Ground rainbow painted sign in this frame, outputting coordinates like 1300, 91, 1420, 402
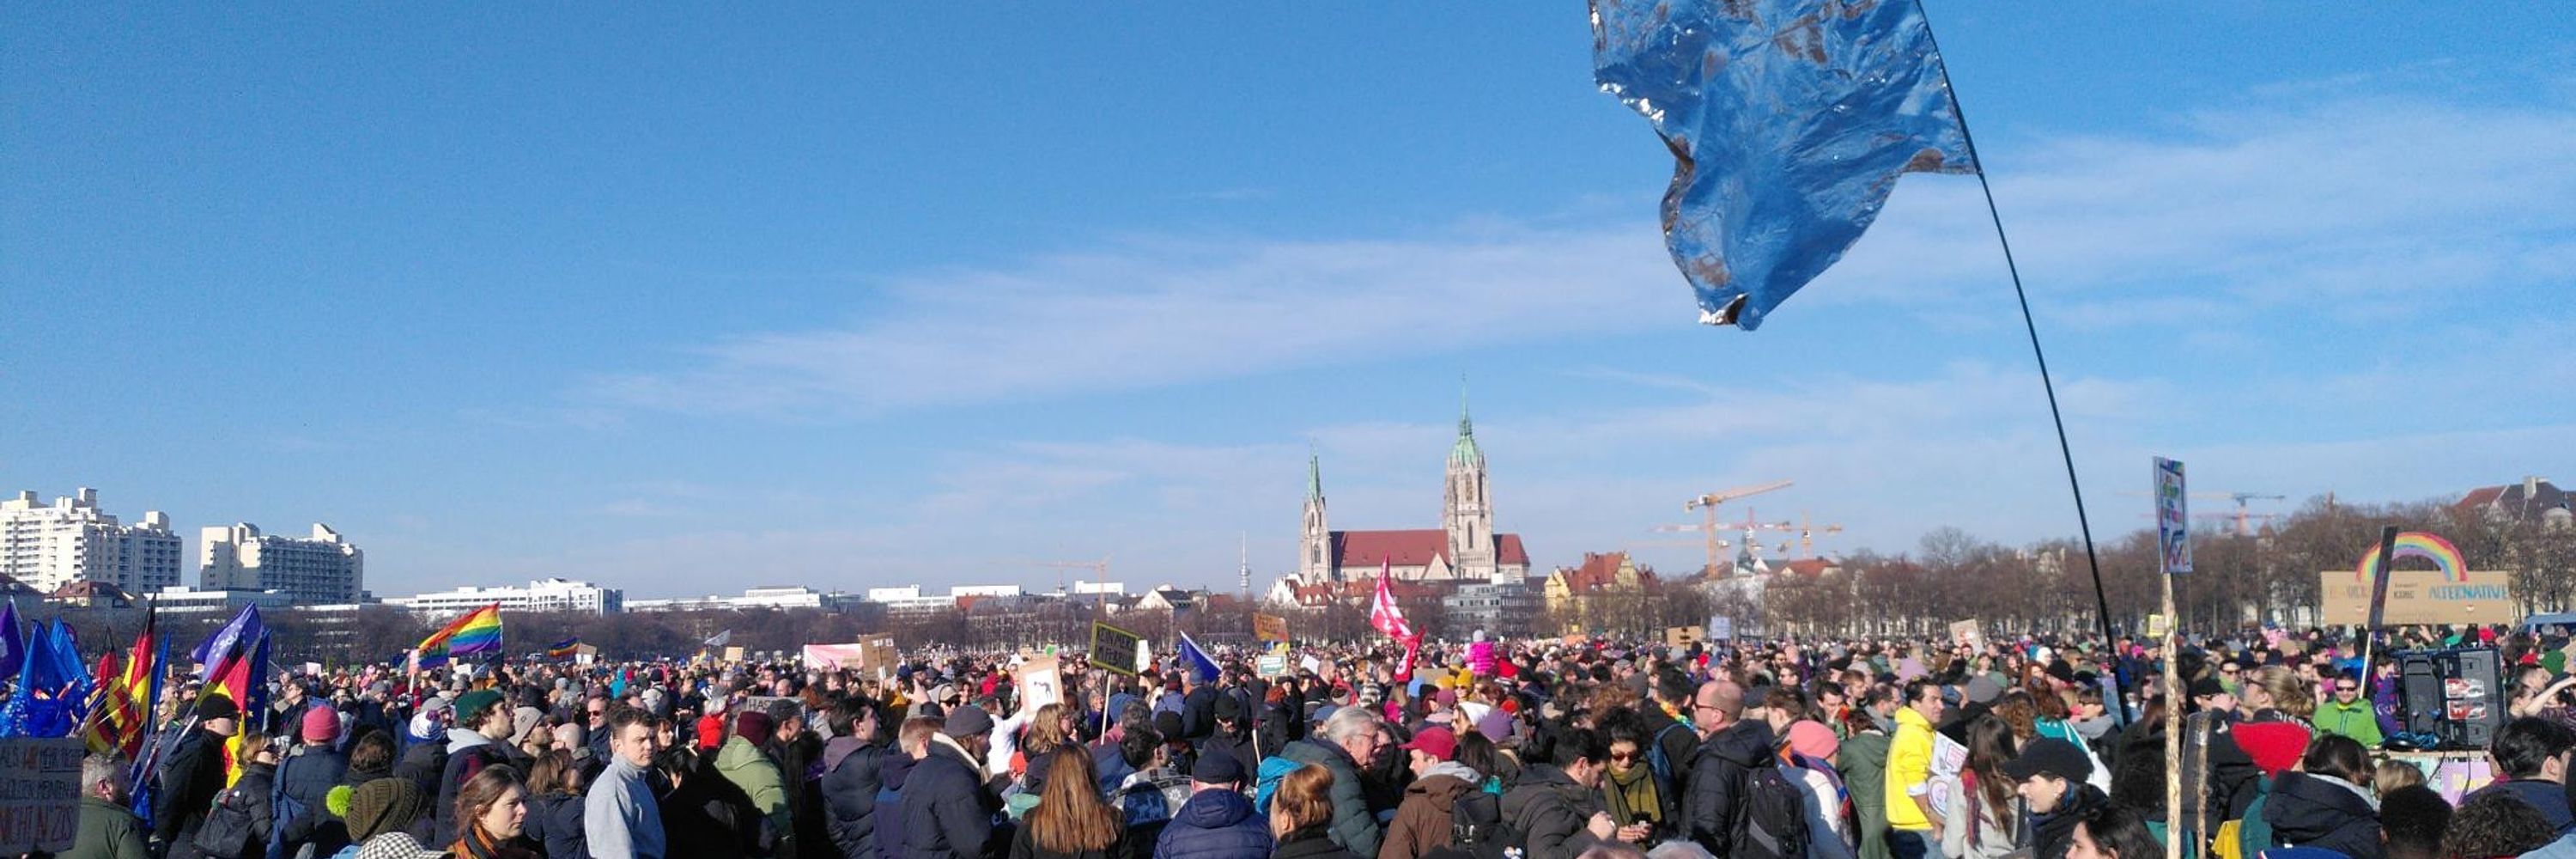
2321, 532, 2512, 625
2353, 532, 2470, 582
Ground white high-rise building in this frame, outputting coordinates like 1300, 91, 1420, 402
386, 578, 623, 616
199, 523, 366, 604
0, 488, 184, 594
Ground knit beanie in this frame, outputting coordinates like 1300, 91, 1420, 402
301, 705, 341, 744
345, 778, 427, 842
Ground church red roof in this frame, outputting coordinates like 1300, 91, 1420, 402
1330, 529, 1529, 569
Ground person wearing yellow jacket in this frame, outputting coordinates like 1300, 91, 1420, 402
1882, 680, 1947, 859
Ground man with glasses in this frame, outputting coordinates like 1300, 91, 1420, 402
2313, 671, 2384, 746
1280, 704, 1392, 857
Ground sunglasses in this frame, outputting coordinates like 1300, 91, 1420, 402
1608, 751, 1638, 761
2336, 686, 2359, 692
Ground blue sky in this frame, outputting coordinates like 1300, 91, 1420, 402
6, 5, 2572, 600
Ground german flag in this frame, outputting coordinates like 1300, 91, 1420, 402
204, 632, 268, 787
80, 609, 161, 758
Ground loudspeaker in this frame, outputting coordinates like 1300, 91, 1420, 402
2396, 648, 2505, 751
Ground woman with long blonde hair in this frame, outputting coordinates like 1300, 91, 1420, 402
1009, 746, 1129, 859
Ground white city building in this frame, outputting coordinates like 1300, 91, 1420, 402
624, 586, 861, 613
386, 577, 623, 616
199, 523, 365, 604
1, 489, 183, 594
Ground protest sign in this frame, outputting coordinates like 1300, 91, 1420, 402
1949, 619, 1985, 650
1015, 655, 1065, 711
2320, 569, 2515, 625
1255, 654, 1290, 678
1254, 613, 1290, 644
1091, 622, 1145, 677
0, 738, 82, 855
1707, 616, 1735, 641
1665, 625, 1703, 646
802, 643, 870, 669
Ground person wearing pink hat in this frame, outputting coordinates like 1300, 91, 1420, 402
274, 704, 352, 857
1778, 719, 1855, 855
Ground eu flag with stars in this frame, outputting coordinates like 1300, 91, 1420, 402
1593, 0, 1977, 331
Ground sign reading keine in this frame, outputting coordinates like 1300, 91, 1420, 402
2318, 569, 2515, 626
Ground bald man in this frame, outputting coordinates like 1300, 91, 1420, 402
1685, 679, 1776, 857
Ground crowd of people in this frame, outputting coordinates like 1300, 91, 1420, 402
46, 624, 2576, 859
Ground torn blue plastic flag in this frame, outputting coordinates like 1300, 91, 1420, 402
1592, 0, 1977, 330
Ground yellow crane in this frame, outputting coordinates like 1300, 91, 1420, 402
1675, 480, 1791, 576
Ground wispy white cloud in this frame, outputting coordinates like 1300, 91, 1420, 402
586, 228, 1679, 418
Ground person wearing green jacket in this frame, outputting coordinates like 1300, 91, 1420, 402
1836, 702, 1896, 859
2314, 673, 2384, 748
68, 754, 149, 859
717, 710, 799, 859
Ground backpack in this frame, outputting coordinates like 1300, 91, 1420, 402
2228, 777, 2278, 859
1449, 787, 1522, 859
1727, 760, 1813, 859
1254, 755, 1301, 813
1648, 722, 1692, 789
266, 754, 313, 859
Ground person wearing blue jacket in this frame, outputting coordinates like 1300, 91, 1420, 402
1153, 752, 1272, 859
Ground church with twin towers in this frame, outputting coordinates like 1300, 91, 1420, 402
1295, 399, 1532, 587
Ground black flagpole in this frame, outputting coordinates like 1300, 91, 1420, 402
1917, 2, 2126, 728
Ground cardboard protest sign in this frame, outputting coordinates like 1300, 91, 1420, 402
0, 738, 82, 855
1254, 613, 1290, 644
1949, 619, 1985, 650
2319, 570, 2514, 626
1015, 655, 1065, 711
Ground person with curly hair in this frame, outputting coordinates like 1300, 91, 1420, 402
2441, 790, 2558, 859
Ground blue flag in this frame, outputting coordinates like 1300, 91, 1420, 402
1593, 0, 1976, 330
191, 604, 264, 678
0, 598, 20, 685
1177, 631, 1220, 684
0, 619, 89, 738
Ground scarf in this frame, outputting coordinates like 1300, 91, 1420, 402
1601, 762, 1662, 825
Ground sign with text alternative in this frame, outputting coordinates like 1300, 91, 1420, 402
1254, 613, 1290, 644
2320, 570, 2516, 626
1091, 622, 1145, 677
1949, 619, 1985, 650
1707, 615, 1735, 641
1014, 655, 1064, 712
0, 738, 82, 855
2154, 456, 2191, 574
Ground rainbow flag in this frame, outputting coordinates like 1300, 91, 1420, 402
544, 637, 580, 659
416, 603, 502, 667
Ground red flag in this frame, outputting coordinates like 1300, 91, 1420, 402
1369, 557, 1414, 640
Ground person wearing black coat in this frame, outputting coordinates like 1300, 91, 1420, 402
155, 696, 241, 859
1273, 825, 1362, 859
191, 757, 276, 859
2264, 771, 2383, 859
657, 751, 765, 859
821, 702, 888, 859
1500, 731, 1614, 859
271, 736, 350, 858
521, 789, 589, 859
1683, 710, 1777, 857
901, 732, 1002, 859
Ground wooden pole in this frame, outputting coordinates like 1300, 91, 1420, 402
2163, 575, 2183, 859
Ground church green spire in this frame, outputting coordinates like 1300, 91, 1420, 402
1449, 382, 1484, 466
1306, 450, 1322, 501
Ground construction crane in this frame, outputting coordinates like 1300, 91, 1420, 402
1680, 480, 1791, 577
1794, 511, 1845, 559
1034, 556, 1113, 617
2118, 490, 2286, 538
